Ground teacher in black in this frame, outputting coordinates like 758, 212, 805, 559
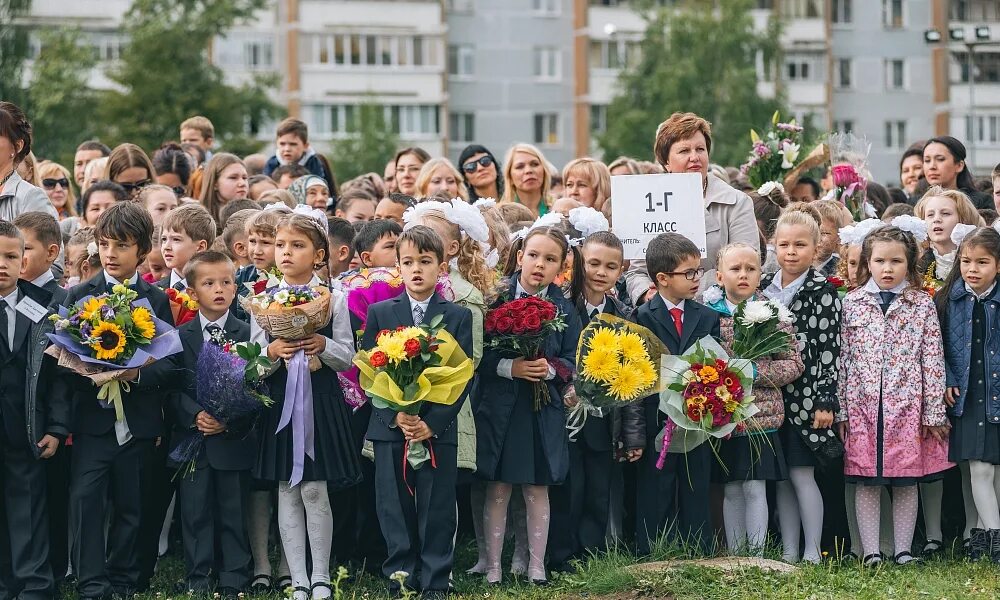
624, 112, 758, 303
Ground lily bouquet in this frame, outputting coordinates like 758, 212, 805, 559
353, 315, 473, 487
47, 280, 182, 421
740, 111, 804, 189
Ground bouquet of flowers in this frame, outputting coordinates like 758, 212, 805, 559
165, 287, 198, 326
655, 337, 757, 469
353, 314, 473, 483
730, 298, 795, 362
827, 275, 849, 299
169, 338, 274, 478
242, 281, 332, 486
576, 314, 666, 410
244, 267, 282, 297
829, 132, 873, 221
484, 295, 568, 410
47, 281, 182, 421
740, 111, 804, 189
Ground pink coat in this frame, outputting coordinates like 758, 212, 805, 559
837, 287, 952, 479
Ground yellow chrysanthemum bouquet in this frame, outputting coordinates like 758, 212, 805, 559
47, 281, 182, 421
575, 314, 668, 410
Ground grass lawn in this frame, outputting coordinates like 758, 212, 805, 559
122, 540, 1000, 600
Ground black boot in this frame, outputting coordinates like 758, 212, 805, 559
968, 528, 988, 561
989, 529, 1000, 564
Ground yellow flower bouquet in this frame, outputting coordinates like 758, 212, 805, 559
575, 314, 667, 410
46, 281, 182, 421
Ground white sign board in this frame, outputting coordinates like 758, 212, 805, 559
610, 173, 708, 260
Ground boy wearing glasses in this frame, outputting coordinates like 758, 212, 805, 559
633, 232, 719, 556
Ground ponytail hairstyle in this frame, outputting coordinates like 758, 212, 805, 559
411, 207, 496, 301
276, 212, 330, 276
855, 225, 921, 291
505, 223, 583, 305
105, 143, 156, 183
935, 226, 1000, 329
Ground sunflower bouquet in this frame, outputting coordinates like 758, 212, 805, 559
576, 314, 666, 411
354, 314, 474, 474
46, 281, 182, 422
654, 337, 758, 469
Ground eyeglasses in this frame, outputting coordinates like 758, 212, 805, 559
42, 178, 69, 190
462, 155, 494, 173
171, 186, 186, 198
664, 268, 705, 281
120, 179, 151, 193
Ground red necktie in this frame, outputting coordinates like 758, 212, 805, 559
669, 307, 683, 337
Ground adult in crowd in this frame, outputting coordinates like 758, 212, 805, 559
199, 153, 249, 232
244, 153, 267, 176
922, 136, 992, 209
0, 101, 59, 221
458, 144, 504, 201
73, 140, 111, 188
899, 143, 924, 202
106, 143, 157, 200
624, 112, 758, 303
789, 177, 821, 203
152, 143, 193, 198
609, 156, 641, 177
562, 158, 611, 212
394, 147, 430, 197
383, 159, 398, 194
416, 157, 468, 201
499, 143, 551, 217
38, 161, 78, 221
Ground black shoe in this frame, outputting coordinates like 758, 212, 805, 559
530, 578, 549, 587
275, 576, 293, 593
250, 574, 272, 594
969, 528, 988, 561
110, 585, 136, 600
894, 551, 921, 565
861, 553, 882, 567
988, 529, 1000, 564
310, 581, 332, 599
921, 539, 943, 557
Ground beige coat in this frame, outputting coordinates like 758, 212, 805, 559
624, 174, 758, 303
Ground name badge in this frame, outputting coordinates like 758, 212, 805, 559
16, 296, 48, 323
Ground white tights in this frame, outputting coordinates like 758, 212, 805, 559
920, 463, 980, 543
845, 483, 894, 556
855, 485, 919, 561
249, 490, 289, 580
776, 467, 824, 563
968, 461, 1000, 530
278, 482, 333, 600
483, 483, 549, 583
723, 481, 768, 553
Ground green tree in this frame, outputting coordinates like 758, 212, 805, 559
99, 0, 280, 152
0, 0, 32, 105
28, 28, 98, 166
597, 0, 785, 167
329, 100, 399, 185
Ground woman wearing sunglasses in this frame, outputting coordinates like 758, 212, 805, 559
105, 142, 157, 200
458, 144, 504, 202
38, 161, 78, 221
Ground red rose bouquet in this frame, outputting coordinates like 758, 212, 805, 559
484, 296, 567, 410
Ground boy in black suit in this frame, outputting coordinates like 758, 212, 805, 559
549, 231, 645, 570
64, 202, 177, 600
12, 211, 70, 584
0, 219, 70, 600
634, 233, 720, 556
169, 251, 254, 597
361, 226, 473, 599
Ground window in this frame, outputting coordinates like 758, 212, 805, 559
449, 112, 475, 143
955, 52, 1000, 83
832, 120, 854, 133
532, 0, 560, 15
306, 104, 440, 139
447, 44, 474, 77
589, 39, 639, 70
882, 0, 903, 28
590, 104, 608, 134
832, 0, 852, 23
534, 113, 560, 145
786, 59, 809, 80
965, 114, 1000, 148
834, 58, 852, 88
884, 120, 906, 149
782, 0, 821, 18
951, 0, 968, 20
301, 33, 439, 69
534, 47, 561, 81
885, 59, 905, 89
92, 32, 125, 62
784, 53, 825, 82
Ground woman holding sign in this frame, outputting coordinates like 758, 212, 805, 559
623, 112, 758, 304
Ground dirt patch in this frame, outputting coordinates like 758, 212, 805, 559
626, 556, 798, 575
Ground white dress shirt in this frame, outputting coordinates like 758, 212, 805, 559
763, 270, 809, 307
862, 277, 909, 298
406, 294, 431, 324
200, 311, 230, 342
31, 270, 55, 289
966, 281, 997, 301
169, 270, 187, 291
584, 298, 607, 318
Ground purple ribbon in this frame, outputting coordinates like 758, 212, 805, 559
276, 350, 315, 487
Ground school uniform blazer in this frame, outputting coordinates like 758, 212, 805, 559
168, 313, 257, 471
635, 294, 721, 444
5, 280, 72, 453
362, 292, 474, 446
39, 278, 68, 308
574, 295, 645, 453
475, 276, 583, 482
64, 272, 177, 439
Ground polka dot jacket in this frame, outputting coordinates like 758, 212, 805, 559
761, 268, 844, 464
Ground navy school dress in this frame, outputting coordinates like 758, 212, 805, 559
474, 275, 582, 486
254, 298, 363, 489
